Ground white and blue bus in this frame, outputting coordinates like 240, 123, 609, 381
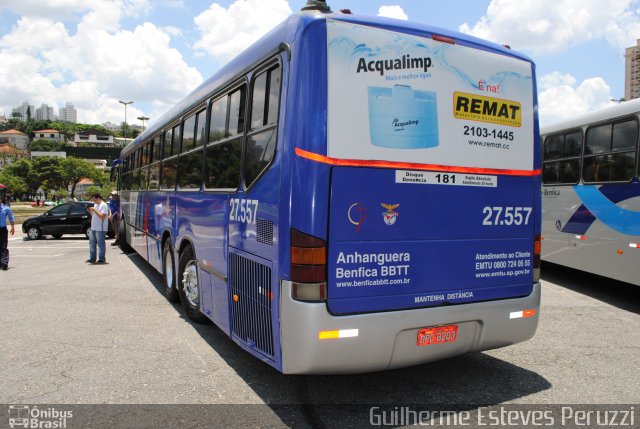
541, 99, 640, 286
113, 1, 541, 374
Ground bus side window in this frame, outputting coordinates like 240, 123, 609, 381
178, 109, 205, 190
163, 129, 173, 158
229, 87, 246, 136
583, 119, 637, 183
244, 64, 280, 188
160, 158, 177, 190
205, 90, 243, 190
182, 114, 196, 153
542, 131, 581, 185
209, 97, 226, 142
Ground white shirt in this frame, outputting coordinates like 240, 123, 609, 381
91, 201, 110, 231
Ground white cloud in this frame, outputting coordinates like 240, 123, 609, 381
0, 0, 149, 22
538, 72, 614, 127
193, 0, 292, 64
377, 5, 408, 20
459, 0, 640, 54
0, 2, 201, 124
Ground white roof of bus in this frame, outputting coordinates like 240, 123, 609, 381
541, 98, 640, 136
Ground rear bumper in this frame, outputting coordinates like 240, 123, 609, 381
280, 281, 540, 374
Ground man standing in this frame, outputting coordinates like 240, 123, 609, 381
0, 196, 15, 271
86, 193, 109, 264
108, 190, 121, 246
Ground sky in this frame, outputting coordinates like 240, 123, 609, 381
0, 0, 639, 129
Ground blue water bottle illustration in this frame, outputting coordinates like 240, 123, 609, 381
368, 84, 439, 149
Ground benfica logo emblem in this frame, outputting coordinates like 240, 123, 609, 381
381, 203, 399, 226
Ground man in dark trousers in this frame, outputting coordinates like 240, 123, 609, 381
0, 196, 15, 271
108, 190, 121, 246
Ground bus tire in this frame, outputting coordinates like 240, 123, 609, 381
178, 246, 207, 323
162, 242, 179, 303
118, 221, 133, 252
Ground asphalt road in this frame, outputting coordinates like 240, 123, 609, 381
0, 227, 638, 428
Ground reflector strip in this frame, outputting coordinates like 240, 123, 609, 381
318, 329, 359, 340
576, 235, 587, 240
432, 34, 456, 44
295, 148, 541, 177
630, 243, 639, 248
510, 309, 536, 319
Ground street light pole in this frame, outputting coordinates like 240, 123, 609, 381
137, 116, 150, 132
118, 100, 133, 143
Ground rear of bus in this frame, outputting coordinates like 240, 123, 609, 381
279, 13, 541, 374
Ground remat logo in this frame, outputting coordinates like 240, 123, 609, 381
453, 92, 521, 127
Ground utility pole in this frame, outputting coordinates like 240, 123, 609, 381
118, 100, 133, 143
137, 116, 149, 132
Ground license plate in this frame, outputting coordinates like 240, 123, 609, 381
417, 324, 458, 346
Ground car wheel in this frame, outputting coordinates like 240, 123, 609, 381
178, 246, 207, 323
26, 226, 42, 240
84, 225, 92, 239
52, 234, 63, 239
162, 241, 180, 303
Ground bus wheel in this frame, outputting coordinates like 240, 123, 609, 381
178, 247, 207, 323
118, 221, 132, 252
162, 242, 179, 303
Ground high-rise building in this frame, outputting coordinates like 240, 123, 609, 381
625, 39, 640, 101
36, 103, 56, 121
59, 102, 77, 123
11, 101, 35, 121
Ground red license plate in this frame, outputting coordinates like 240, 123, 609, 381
417, 325, 458, 346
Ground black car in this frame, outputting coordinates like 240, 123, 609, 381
22, 201, 115, 240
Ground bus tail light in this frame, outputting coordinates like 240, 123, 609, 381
291, 229, 327, 302
533, 234, 541, 282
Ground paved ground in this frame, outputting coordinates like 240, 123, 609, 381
0, 227, 638, 427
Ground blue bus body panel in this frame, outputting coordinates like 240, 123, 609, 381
327, 167, 535, 314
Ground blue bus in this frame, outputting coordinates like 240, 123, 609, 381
541, 98, 640, 286
113, 1, 541, 374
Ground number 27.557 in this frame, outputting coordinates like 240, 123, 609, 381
482, 206, 532, 226
229, 199, 259, 224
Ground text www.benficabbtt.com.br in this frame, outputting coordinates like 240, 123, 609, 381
336, 278, 411, 287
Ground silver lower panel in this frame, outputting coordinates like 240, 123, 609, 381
280, 282, 540, 374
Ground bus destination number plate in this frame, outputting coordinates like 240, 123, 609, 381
417, 325, 458, 346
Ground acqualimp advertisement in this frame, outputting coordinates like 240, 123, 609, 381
326, 19, 535, 172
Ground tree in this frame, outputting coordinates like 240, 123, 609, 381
51, 187, 70, 202
32, 157, 66, 192
0, 170, 28, 198
29, 138, 62, 152
2, 158, 39, 196
79, 185, 104, 201
61, 157, 102, 198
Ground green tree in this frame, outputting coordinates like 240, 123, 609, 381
32, 157, 66, 192
29, 138, 62, 151
61, 157, 102, 198
51, 187, 70, 202
0, 170, 28, 197
2, 158, 39, 196
79, 185, 104, 201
